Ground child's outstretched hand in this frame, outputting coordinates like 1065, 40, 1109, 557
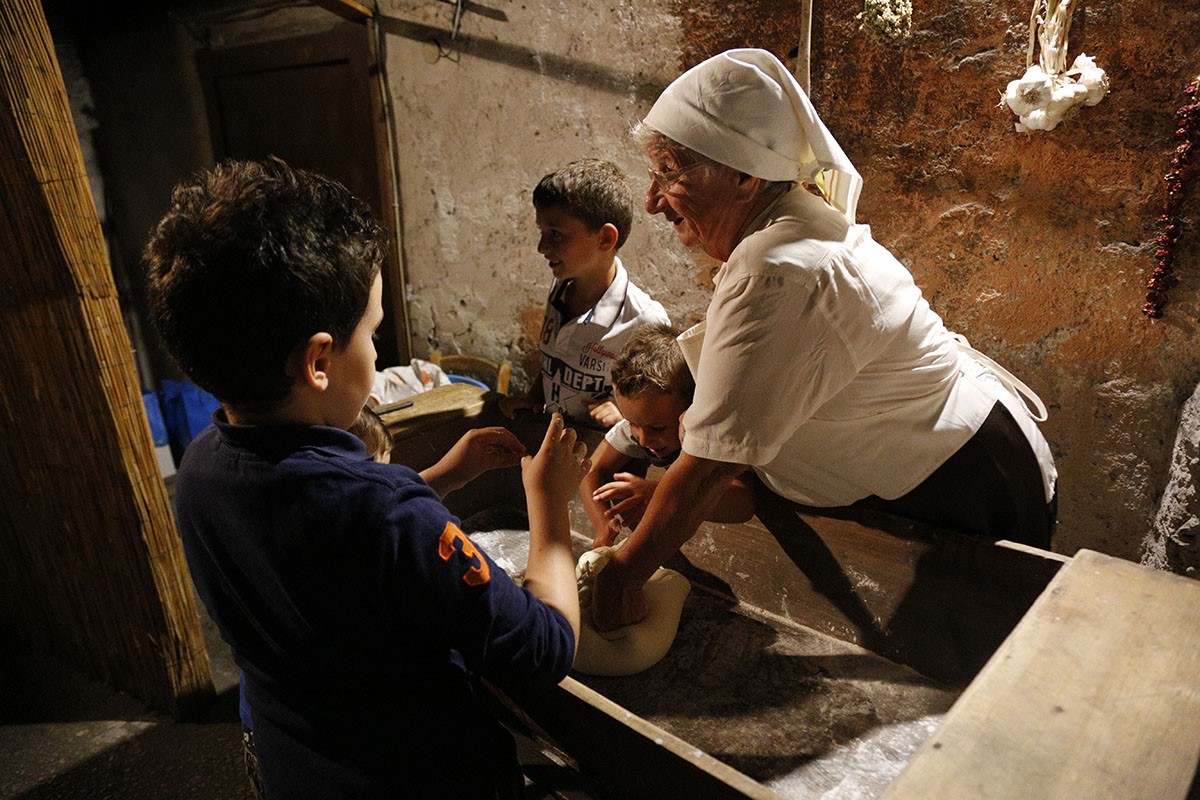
521, 414, 588, 641
592, 472, 659, 530
522, 413, 590, 505
585, 399, 623, 429
457, 427, 527, 472
420, 427, 525, 497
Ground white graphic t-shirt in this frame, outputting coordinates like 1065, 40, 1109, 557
539, 258, 670, 425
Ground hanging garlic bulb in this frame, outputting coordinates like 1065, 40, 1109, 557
1069, 53, 1110, 106
1000, 0, 1109, 133
1004, 64, 1053, 116
1016, 107, 1055, 133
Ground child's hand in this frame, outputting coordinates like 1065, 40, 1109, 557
522, 413, 590, 505
455, 427, 527, 473
586, 399, 623, 429
420, 427, 525, 497
592, 472, 658, 530
499, 395, 544, 420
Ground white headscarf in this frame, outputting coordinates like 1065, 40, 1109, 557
643, 48, 862, 223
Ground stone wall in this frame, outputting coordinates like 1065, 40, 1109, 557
56, 0, 1200, 567
377, 0, 1200, 564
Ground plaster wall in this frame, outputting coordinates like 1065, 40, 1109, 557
378, 0, 712, 383
376, 0, 1200, 565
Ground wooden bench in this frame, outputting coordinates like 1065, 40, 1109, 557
882, 548, 1200, 800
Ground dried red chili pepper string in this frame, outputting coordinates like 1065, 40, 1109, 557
1143, 74, 1200, 318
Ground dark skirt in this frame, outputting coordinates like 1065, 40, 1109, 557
851, 400, 1057, 549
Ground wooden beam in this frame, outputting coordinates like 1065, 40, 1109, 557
794, 0, 812, 95
495, 678, 783, 800
310, 0, 373, 22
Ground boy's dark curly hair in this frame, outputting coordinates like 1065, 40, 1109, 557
144, 157, 383, 410
532, 159, 634, 249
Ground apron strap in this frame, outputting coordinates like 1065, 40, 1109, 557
952, 333, 1049, 422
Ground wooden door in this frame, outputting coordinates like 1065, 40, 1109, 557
197, 22, 409, 367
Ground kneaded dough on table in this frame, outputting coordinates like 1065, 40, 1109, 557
573, 544, 691, 677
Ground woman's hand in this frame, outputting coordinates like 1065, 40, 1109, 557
592, 473, 659, 530
586, 399, 623, 429
590, 452, 745, 631
591, 554, 648, 631
591, 522, 620, 550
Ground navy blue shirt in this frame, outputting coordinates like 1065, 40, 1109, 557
175, 416, 574, 798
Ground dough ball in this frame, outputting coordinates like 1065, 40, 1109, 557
573, 545, 691, 677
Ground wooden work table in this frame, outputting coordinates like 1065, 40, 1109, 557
380, 385, 1200, 799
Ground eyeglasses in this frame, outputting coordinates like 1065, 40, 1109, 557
646, 161, 707, 191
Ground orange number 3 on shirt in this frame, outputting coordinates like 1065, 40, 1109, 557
437, 522, 491, 586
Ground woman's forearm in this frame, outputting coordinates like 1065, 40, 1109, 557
611, 452, 743, 583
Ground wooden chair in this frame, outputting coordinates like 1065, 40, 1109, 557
429, 350, 511, 395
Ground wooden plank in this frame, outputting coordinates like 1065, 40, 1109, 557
881, 549, 1200, 800
377, 384, 494, 474
376, 383, 491, 431
495, 677, 783, 800
310, 0, 374, 22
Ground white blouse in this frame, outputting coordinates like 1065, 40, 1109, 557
682, 186, 1055, 506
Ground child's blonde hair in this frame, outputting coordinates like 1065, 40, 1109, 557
610, 323, 694, 403
349, 406, 393, 462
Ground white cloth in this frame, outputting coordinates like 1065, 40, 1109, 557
643, 48, 862, 223
539, 257, 670, 423
676, 319, 706, 379
368, 358, 450, 406
681, 185, 1056, 506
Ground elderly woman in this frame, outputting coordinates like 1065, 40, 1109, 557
592, 49, 1057, 631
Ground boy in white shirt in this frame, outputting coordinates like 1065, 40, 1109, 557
502, 159, 670, 429
581, 324, 753, 547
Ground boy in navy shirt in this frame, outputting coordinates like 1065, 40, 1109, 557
144, 157, 587, 799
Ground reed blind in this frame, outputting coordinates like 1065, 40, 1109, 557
0, 0, 214, 715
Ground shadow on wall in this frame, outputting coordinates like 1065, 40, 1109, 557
376, 15, 666, 100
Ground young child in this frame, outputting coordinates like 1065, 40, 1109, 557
581, 324, 753, 548
501, 159, 670, 429
144, 157, 588, 800
349, 405, 394, 463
